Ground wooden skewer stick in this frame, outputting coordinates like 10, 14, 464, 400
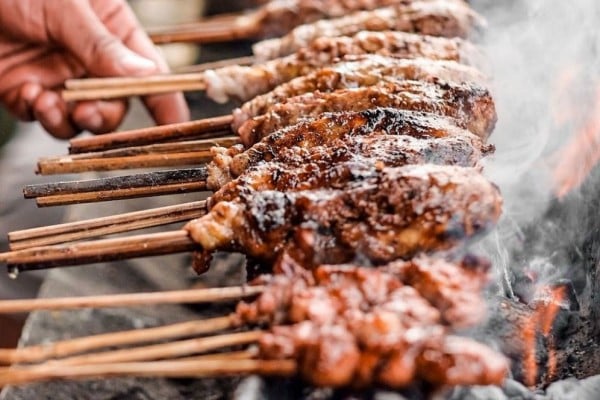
37, 135, 239, 174
64, 54, 257, 92
24, 167, 208, 198
149, 12, 244, 38
0, 358, 296, 388
63, 80, 208, 102
65, 72, 206, 91
69, 115, 234, 154
0, 230, 196, 271
35, 181, 207, 207
55, 331, 263, 366
9, 201, 208, 250
176, 348, 257, 362
37, 150, 214, 175
0, 316, 233, 365
43, 137, 239, 162
148, 16, 258, 45
0, 284, 263, 314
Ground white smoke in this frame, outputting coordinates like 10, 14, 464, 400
472, 0, 600, 294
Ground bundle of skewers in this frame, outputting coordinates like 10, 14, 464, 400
0, 0, 512, 394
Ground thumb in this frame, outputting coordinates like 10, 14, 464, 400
45, 0, 157, 77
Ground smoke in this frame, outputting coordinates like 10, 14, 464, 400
472, 0, 600, 295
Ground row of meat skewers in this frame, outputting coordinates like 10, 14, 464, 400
64, 0, 485, 101
0, 0, 513, 393
0, 255, 507, 388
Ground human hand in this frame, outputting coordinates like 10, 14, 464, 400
0, 0, 190, 139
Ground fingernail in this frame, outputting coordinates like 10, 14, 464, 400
119, 51, 157, 74
83, 112, 104, 131
45, 108, 63, 127
22, 85, 42, 106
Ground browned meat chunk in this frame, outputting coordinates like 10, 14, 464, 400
231, 55, 487, 129
208, 108, 489, 198
253, 1, 486, 56
236, 79, 495, 146
185, 164, 502, 266
416, 335, 509, 386
385, 254, 492, 327
203, 30, 484, 103
244, 257, 507, 388
237, 254, 492, 329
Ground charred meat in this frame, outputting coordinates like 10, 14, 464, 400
203, 30, 483, 103
235, 79, 496, 146
185, 164, 502, 266
230, 55, 487, 127
235, 256, 507, 388
209, 108, 489, 194
253, 0, 486, 57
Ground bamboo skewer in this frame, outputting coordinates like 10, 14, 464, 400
55, 137, 236, 160
0, 358, 296, 388
24, 167, 209, 206
0, 230, 196, 271
37, 151, 214, 175
55, 331, 263, 366
65, 73, 206, 91
35, 181, 207, 207
176, 348, 257, 362
69, 115, 234, 154
8, 201, 208, 250
62, 56, 256, 101
63, 81, 208, 102
148, 17, 258, 45
61, 49, 250, 101
0, 316, 234, 365
0, 285, 263, 314
50, 137, 238, 160
24, 168, 208, 198
37, 137, 239, 175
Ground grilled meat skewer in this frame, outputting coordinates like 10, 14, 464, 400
0, 255, 507, 390
208, 108, 489, 196
62, 56, 490, 159
186, 163, 502, 268
203, 31, 483, 103
237, 254, 492, 329
150, 0, 480, 46
210, 133, 487, 206
253, 0, 486, 59
261, 322, 507, 388
239, 0, 472, 39
236, 78, 495, 146
228, 55, 487, 129
236, 255, 507, 388
64, 30, 484, 104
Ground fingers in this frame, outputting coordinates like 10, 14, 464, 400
3, 83, 129, 138
50, 0, 189, 125
44, 0, 157, 77
94, 0, 190, 124
125, 31, 190, 124
0, 0, 189, 136
1, 83, 42, 121
71, 99, 129, 134
32, 91, 79, 139
141, 92, 190, 125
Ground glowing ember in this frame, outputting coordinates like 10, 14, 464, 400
521, 284, 568, 387
551, 83, 600, 199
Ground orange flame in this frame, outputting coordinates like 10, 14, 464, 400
522, 315, 538, 387
551, 79, 600, 199
521, 285, 566, 387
